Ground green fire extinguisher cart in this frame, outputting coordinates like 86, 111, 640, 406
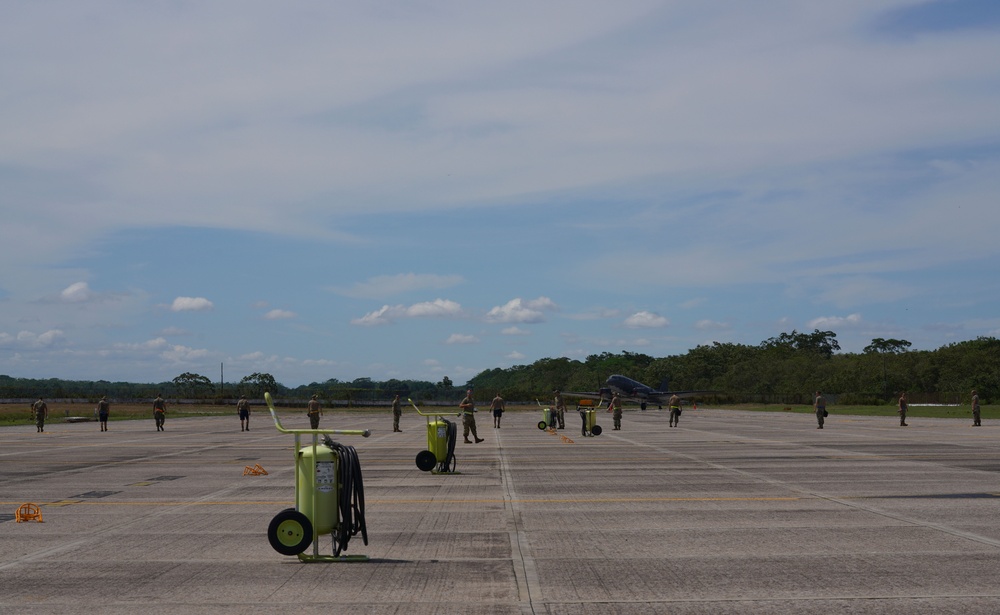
409, 398, 462, 474
264, 392, 372, 562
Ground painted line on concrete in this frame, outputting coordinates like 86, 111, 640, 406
496, 429, 543, 615
605, 428, 1000, 550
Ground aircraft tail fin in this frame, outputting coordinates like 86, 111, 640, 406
658, 378, 670, 393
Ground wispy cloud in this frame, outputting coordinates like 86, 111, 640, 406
60, 282, 92, 303
808, 313, 863, 329
351, 299, 463, 326
485, 297, 557, 324
171, 297, 214, 312
623, 311, 669, 328
694, 319, 730, 331
445, 333, 479, 345
0, 329, 66, 349
264, 309, 297, 320
333, 273, 464, 299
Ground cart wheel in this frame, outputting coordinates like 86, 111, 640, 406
537, 421, 547, 430
416, 450, 437, 471
592, 425, 603, 436
267, 508, 313, 556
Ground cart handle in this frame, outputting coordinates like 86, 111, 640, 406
535, 399, 550, 408
408, 398, 463, 417
265, 392, 371, 437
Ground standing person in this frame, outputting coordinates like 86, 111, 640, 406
897, 391, 908, 427
237, 395, 251, 432
972, 389, 981, 427
97, 396, 110, 432
553, 390, 567, 429
460, 390, 484, 444
814, 391, 827, 429
32, 397, 48, 433
607, 393, 623, 430
152, 394, 167, 431
490, 392, 505, 428
668, 394, 682, 428
392, 394, 402, 432
307, 394, 322, 429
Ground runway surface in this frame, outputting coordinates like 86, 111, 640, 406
3, 407, 1000, 614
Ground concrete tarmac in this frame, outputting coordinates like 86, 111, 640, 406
4, 407, 1000, 613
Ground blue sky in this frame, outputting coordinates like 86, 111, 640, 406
2, 1, 999, 387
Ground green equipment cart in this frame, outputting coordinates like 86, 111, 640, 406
535, 399, 556, 430
409, 398, 462, 474
264, 392, 372, 562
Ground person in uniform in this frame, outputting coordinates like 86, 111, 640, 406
668, 393, 682, 428
152, 394, 167, 431
490, 392, 505, 428
972, 389, 981, 427
97, 396, 110, 432
32, 397, 48, 433
307, 394, 322, 429
814, 391, 826, 429
237, 395, 251, 431
897, 391, 908, 427
553, 390, 566, 429
392, 394, 402, 432
607, 393, 623, 430
460, 390, 484, 443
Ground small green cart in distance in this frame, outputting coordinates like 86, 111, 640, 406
409, 398, 462, 474
535, 399, 556, 430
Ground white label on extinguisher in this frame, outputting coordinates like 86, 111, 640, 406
316, 461, 334, 493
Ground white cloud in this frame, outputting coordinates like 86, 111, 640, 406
333, 273, 464, 299
114, 337, 169, 351
171, 297, 214, 312
60, 282, 92, 303
623, 311, 669, 328
808, 313, 863, 329
408, 299, 463, 318
161, 344, 211, 363
2, 329, 66, 348
506, 351, 526, 360
485, 297, 557, 324
694, 319, 730, 331
445, 333, 479, 345
352, 299, 463, 326
264, 309, 297, 320
501, 326, 530, 336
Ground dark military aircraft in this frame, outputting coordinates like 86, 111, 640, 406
567, 374, 713, 410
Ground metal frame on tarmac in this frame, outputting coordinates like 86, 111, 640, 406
263, 392, 371, 562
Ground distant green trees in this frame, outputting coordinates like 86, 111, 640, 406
239, 372, 277, 398
467, 334, 1000, 405
2, 333, 998, 404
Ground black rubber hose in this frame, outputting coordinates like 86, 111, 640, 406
440, 418, 457, 473
323, 437, 368, 556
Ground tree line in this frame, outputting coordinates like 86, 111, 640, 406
466, 332, 999, 405
2, 332, 998, 404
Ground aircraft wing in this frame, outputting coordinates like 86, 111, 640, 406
650, 390, 715, 402
562, 390, 611, 402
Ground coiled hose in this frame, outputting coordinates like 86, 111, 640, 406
440, 419, 457, 473
323, 437, 368, 557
